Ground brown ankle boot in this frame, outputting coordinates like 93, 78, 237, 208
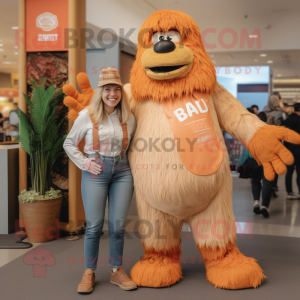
77, 269, 95, 293
110, 266, 137, 290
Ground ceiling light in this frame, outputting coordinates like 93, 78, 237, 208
260, 54, 267, 57
14, 52, 18, 55
277, 74, 282, 77
14, 45, 19, 48
0, 49, 4, 52
254, 59, 258, 62
267, 60, 273, 63
0, 44, 3, 47
12, 27, 18, 30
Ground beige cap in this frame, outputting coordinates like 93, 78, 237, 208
98, 67, 123, 87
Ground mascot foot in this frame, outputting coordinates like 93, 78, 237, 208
199, 242, 266, 289
130, 251, 183, 287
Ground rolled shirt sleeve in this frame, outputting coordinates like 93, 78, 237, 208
63, 111, 89, 170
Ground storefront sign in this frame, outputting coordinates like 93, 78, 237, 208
25, 0, 68, 52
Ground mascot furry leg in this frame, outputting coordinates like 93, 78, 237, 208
189, 177, 265, 289
130, 190, 184, 287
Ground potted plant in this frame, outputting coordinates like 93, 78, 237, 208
16, 77, 67, 243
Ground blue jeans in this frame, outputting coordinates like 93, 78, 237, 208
81, 153, 133, 270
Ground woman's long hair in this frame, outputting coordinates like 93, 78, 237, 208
86, 85, 131, 123
268, 95, 280, 111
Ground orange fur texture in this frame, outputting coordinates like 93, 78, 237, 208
130, 246, 183, 287
198, 242, 266, 289
63, 73, 95, 121
130, 10, 216, 103
248, 125, 300, 181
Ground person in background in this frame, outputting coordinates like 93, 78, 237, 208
0, 111, 5, 128
251, 105, 259, 115
263, 94, 283, 194
284, 105, 295, 119
282, 103, 289, 120
257, 111, 267, 122
282, 103, 300, 199
238, 111, 273, 218
263, 94, 283, 126
246, 107, 255, 114
273, 91, 284, 109
273, 91, 281, 98
8, 103, 20, 138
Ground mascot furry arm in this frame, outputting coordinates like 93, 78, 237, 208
212, 82, 299, 180
63, 10, 300, 290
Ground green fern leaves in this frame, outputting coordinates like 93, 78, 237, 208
18, 77, 67, 195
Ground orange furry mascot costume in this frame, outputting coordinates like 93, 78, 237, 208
63, 10, 300, 289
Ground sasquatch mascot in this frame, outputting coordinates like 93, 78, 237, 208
63, 10, 300, 289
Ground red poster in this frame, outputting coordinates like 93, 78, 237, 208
25, 0, 68, 52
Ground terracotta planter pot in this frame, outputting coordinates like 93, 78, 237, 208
18, 195, 63, 243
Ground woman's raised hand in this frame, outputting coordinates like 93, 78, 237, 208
83, 158, 102, 175
63, 73, 96, 121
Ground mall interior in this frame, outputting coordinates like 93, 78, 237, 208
0, 0, 300, 299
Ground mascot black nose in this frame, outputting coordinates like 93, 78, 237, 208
154, 40, 176, 53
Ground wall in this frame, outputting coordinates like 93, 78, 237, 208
86, 43, 120, 89
0, 73, 12, 88
11, 73, 19, 89
120, 51, 135, 84
86, 0, 148, 48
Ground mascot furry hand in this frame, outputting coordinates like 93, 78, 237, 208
63, 10, 300, 289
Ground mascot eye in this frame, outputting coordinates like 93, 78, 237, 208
152, 32, 164, 44
166, 30, 181, 44
152, 30, 181, 44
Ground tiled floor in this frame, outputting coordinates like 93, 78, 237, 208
1, 171, 299, 268
232, 172, 300, 228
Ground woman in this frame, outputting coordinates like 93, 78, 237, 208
237, 111, 273, 218
282, 103, 300, 199
263, 94, 283, 194
263, 94, 283, 126
63, 67, 137, 293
